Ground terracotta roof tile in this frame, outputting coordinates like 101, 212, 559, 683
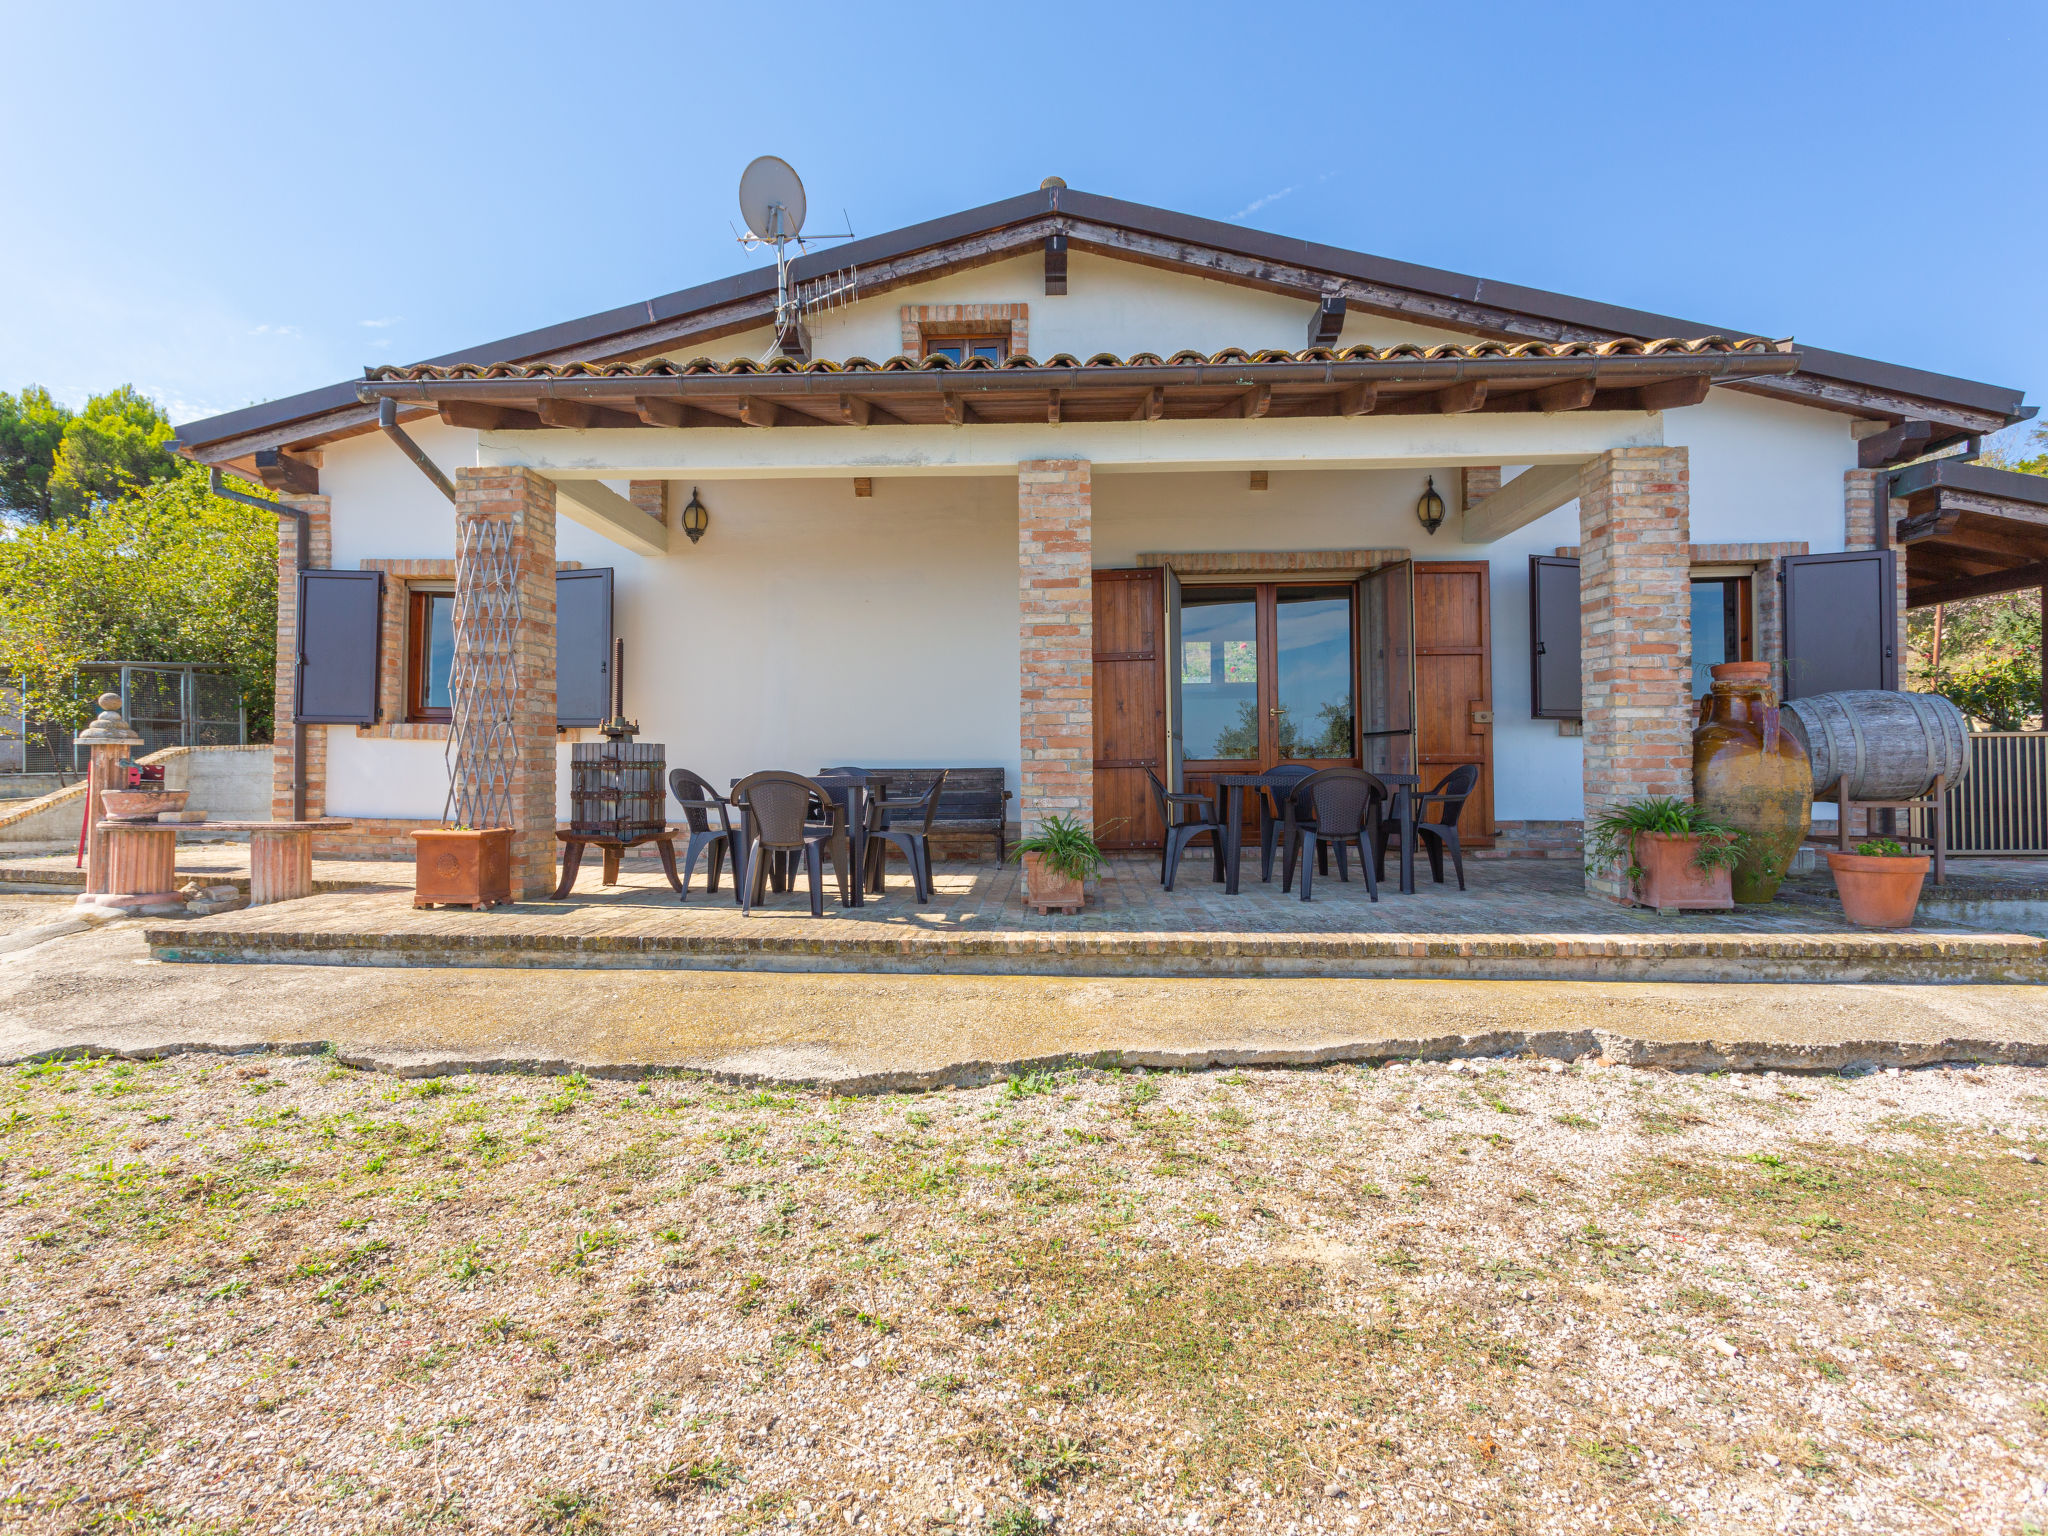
363, 336, 1790, 385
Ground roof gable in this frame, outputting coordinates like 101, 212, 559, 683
173, 185, 2031, 463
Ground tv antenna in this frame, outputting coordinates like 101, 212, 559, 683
734, 156, 856, 358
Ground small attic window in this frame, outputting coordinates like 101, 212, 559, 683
923, 334, 1010, 364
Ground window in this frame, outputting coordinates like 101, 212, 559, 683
406, 586, 455, 722
1689, 575, 1753, 697
922, 333, 1009, 364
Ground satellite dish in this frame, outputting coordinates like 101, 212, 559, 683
738, 156, 807, 243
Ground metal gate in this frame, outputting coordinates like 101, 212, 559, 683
1946, 732, 2048, 854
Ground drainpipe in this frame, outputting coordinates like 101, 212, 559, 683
210, 467, 310, 821
378, 398, 456, 503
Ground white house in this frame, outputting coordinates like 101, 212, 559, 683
171, 181, 2035, 901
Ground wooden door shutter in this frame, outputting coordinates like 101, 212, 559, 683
1413, 562, 1495, 842
1781, 551, 1897, 699
556, 568, 614, 728
1093, 567, 1166, 849
295, 570, 383, 725
1529, 555, 1581, 719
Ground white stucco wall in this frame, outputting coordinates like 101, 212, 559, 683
310, 254, 1863, 828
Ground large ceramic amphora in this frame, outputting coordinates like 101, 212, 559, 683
1692, 661, 1812, 903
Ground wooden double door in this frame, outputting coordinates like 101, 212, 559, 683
1091, 561, 1494, 850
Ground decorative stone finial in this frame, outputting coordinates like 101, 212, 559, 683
76, 691, 143, 748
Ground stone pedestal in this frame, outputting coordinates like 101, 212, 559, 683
80, 824, 182, 911
75, 693, 145, 897
250, 826, 314, 906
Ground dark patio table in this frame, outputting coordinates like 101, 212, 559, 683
1211, 769, 1422, 896
730, 773, 878, 909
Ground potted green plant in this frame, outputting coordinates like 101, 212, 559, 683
1011, 813, 1106, 914
1585, 797, 1743, 911
1826, 837, 1929, 928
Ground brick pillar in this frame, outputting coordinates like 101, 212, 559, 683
270, 496, 332, 821
1460, 466, 1501, 511
453, 467, 558, 899
1578, 447, 1692, 900
628, 481, 669, 522
1844, 469, 1909, 670
1018, 459, 1093, 836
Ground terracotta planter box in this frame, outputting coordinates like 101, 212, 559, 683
1629, 831, 1734, 911
1022, 852, 1085, 914
413, 828, 513, 910
1826, 851, 1928, 929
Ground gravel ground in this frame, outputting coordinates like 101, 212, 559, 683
0, 1049, 2043, 1535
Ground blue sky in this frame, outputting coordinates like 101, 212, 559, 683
3, 1, 2042, 444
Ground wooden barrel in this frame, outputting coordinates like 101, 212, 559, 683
1781, 691, 1970, 799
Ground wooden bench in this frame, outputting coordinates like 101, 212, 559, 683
841, 767, 1012, 862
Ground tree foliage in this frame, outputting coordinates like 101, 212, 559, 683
0, 384, 179, 523
0, 462, 279, 740
1907, 590, 2042, 731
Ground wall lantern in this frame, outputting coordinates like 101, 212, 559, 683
680, 486, 710, 544
1415, 475, 1446, 537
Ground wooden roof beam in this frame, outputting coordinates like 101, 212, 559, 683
1433, 380, 1487, 415
739, 397, 779, 428
1533, 378, 1597, 413
1047, 389, 1061, 426
1336, 381, 1377, 416
1133, 386, 1165, 422
1911, 556, 2048, 607
1636, 375, 1712, 412
254, 447, 319, 495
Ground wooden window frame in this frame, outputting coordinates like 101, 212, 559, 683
404, 584, 455, 724
921, 332, 1011, 364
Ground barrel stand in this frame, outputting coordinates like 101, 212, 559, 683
1821, 773, 1947, 885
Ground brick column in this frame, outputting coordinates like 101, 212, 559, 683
1018, 460, 1092, 836
270, 496, 331, 821
1844, 469, 1909, 667
453, 467, 558, 899
1578, 447, 1692, 900
1460, 466, 1501, 511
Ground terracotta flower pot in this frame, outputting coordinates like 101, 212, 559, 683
99, 789, 191, 822
413, 827, 513, 910
1826, 851, 1928, 928
1022, 852, 1085, 914
1629, 831, 1734, 911
1693, 661, 1810, 904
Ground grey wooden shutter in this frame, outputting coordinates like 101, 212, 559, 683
295, 570, 383, 724
1528, 556, 1581, 719
556, 568, 614, 728
1780, 551, 1897, 700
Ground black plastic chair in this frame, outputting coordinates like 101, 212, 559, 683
1382, 764, 1478, 891
1255, 765, 1317, 882
1282, 768, 1386, 903
731, 771, 848, 918
861, 770, 946, 903
666, 768, 739, 904
1145, 768, 1224, 891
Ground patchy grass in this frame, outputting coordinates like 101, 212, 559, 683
0, 1052, 2041, 1534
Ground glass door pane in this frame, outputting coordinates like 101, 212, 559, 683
1274, 586, 1355, 759
1690, 579, 1738, 697
1357, 562, 1415, 775
1178, 587, 1260, 759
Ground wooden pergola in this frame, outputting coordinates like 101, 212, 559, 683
357, 337, 1800, 433
1893, 458, 2048, 609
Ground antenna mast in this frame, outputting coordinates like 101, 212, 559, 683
735, 156, 855, 357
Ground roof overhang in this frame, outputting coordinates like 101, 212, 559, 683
355, 338, 1800, 433
1892, 458, 2048, 607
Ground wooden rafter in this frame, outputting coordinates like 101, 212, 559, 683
1533, 378, 1597, 413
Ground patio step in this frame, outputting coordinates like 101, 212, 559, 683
144, 913, 2048, 984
